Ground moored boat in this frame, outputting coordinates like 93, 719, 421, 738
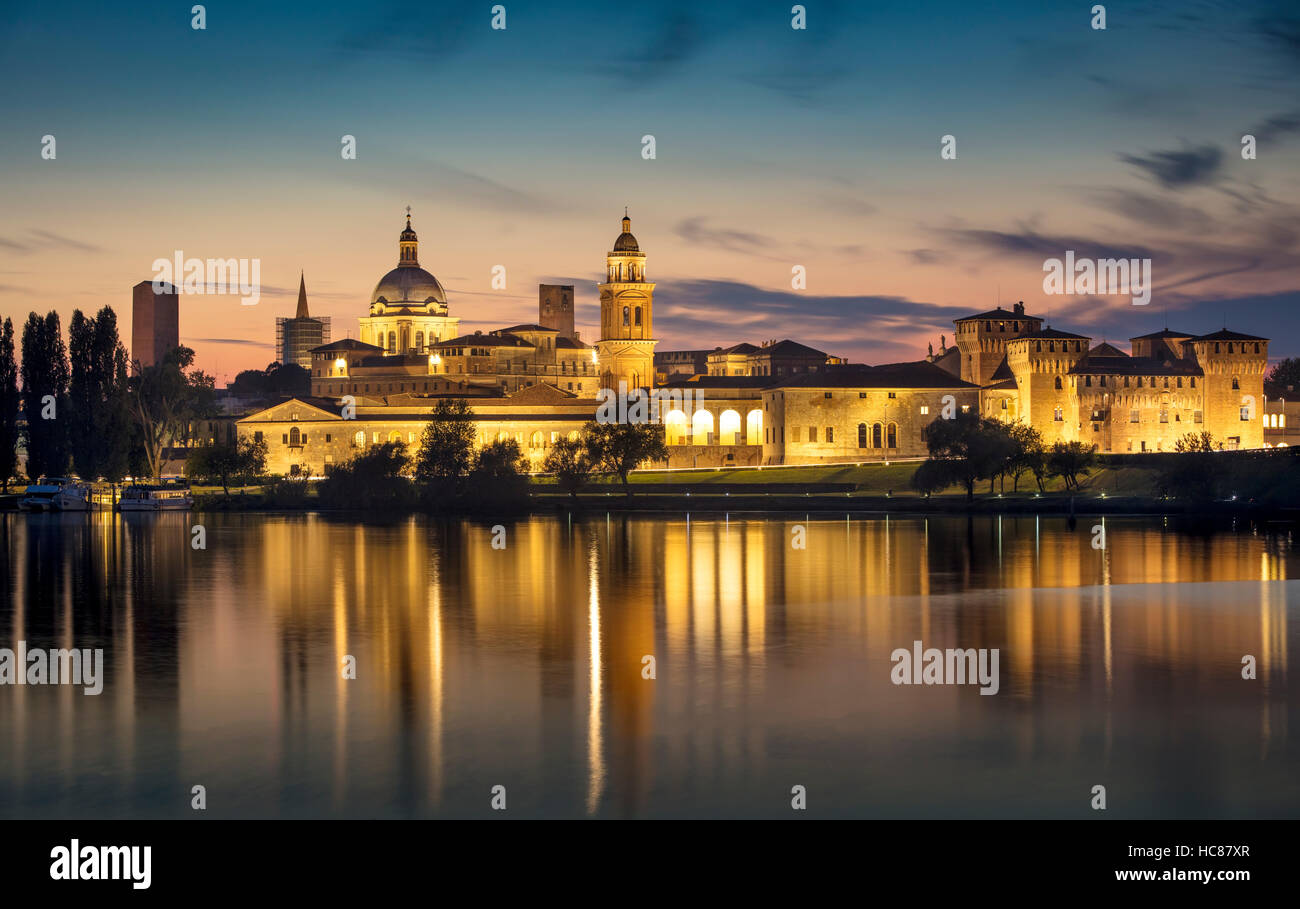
118, 483, 194, 512
19, 477, 92, 512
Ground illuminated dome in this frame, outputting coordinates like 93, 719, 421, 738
370, 211, 448, 310
612, 213, 640, 252
371, 266, 446, 307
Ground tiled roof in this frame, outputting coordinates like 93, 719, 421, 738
775, 361, 978, 390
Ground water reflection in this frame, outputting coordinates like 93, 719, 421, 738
0, 512, 1295, 818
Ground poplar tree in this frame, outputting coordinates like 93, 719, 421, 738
0, 318, 19, 489
20, 311, 70, 480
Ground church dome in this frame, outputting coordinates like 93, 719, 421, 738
612, 213, 640, 252
371, 210, 447, 308
371, 266, 446, 307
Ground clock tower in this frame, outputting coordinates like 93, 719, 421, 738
596, 212, 657, 391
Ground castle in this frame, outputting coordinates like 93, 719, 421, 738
238, 214, 1270, 476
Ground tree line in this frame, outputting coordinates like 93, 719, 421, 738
0, 307, 216, 491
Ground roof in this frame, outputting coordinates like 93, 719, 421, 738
555, 336, 591, 349
1013, 327, 1091, 341
497, 323, 557, 334
659, 375, 779, 389
311, 338, 382, 353
954, 306, 1041, 322
1088, 342, 1128, 357
1130, 328, 1192, 340
713, 342, 760, 356
988, 357, 1014, 382
1069, 356, 1202, 377
430, 334, 533, 349
1194, 329, 1267, 342
758, 339, 830, 358
774, 361, 978, 390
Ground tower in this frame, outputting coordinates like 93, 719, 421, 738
538, 284, 575, 339
596, 212, 656, 391
131, 279, 179, 371
1191, 330, 1268, 450
277, 272, 330, 369
953, 302, 1042, 386
1005, 328, 1090, 443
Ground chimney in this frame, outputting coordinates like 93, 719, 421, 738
1013, 301, 1024, 316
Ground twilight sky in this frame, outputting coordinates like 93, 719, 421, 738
1, 0, 1298, 382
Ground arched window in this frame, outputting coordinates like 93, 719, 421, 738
634, 307, 642, 326
719, 409, 741, 445
530, 431, 544, 449
289, 427, 300, 446
388, 430, 401, 442
354, 431, 365, 448
746, 409, 763, 445
692, 409, 714, 445
1053, 406, 1063, 422
1231, 376, 1240, 389
872, 423, 883, 448
664, 410, 688, 445
1054, 376, 1062, 390
858, 423, 867, 448
886, 423, 897, 448
387, 331, 396, 353
415, 331, 424, 351
622, 306, 630, 326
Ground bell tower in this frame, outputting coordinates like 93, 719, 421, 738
596, 211, 657, 391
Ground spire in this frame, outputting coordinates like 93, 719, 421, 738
295, 271, 310, 319
398, 206, 419, 267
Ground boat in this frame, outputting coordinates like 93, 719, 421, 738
19, 477, 92, 512
118, 483, 194, 512
19, 477, 93, 512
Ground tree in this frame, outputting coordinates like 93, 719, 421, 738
1174, 431, 1220, 453
1264, 357, 1300, 398
20, 311, 70, 480
584, 420, 668, 497
1047, 441, 1096, 491
908, 457, 952, 497
229, 361, 310, 400
467, 438, 530, 507
542, 435, 594, 499
67, 307, 132, 484
919, 411, 1014, 501
186, 436, 267, 496
414, 398, 477, 493
318, 440, 410, 508
1003, 422, 1045, 493
0, 318, 19, 490
131, 346, 216, 480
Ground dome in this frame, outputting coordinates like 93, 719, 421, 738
371, 266, 446, 307
612, 213, 640, 253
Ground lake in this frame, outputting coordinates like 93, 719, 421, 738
1, 511, 1296, 818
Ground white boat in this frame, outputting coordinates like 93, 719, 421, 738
19, 477, 93, 512
118, 484, 194, 512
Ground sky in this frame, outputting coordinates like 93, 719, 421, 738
1, 0, 1298, 383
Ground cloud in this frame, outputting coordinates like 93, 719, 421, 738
1086, 189, 1214, 233
1118, 144, 1223, 189
185, 338, 275, 348
1249, 108, 1300, 146
907, 249, 944, 265
674, 217, 780, 258
0, 229, 104, 254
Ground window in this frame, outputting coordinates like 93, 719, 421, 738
1194, 410, 1203, 424
1241, 406, 1251, 421
824, 392, 832, 399
960, 404, 971, 413
888, 392, 896, 399
1054, 376, 1062, 390
325, 434, 332, 443
254, 431, 263, 443
920, 405, 929, 415
622, 306, 630, 326
1053, 406, 1063, 422
1231, 377, 1240, 390
634, 307, 642, 326
1001, 399, 1008, 410
1130, 410, 1139, 423
1159, 410, 1168, 423
791, 426, 800, 443
859, 392, 867, 399
886, 423, 897, 448
808, 426, 818, 443
826, 427, 834, 443
1085, 376, 1092, 387
858, 423, 867, 448
872, 423, 883, 448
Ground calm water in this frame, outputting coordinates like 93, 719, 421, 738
0, 511, 1296, 819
